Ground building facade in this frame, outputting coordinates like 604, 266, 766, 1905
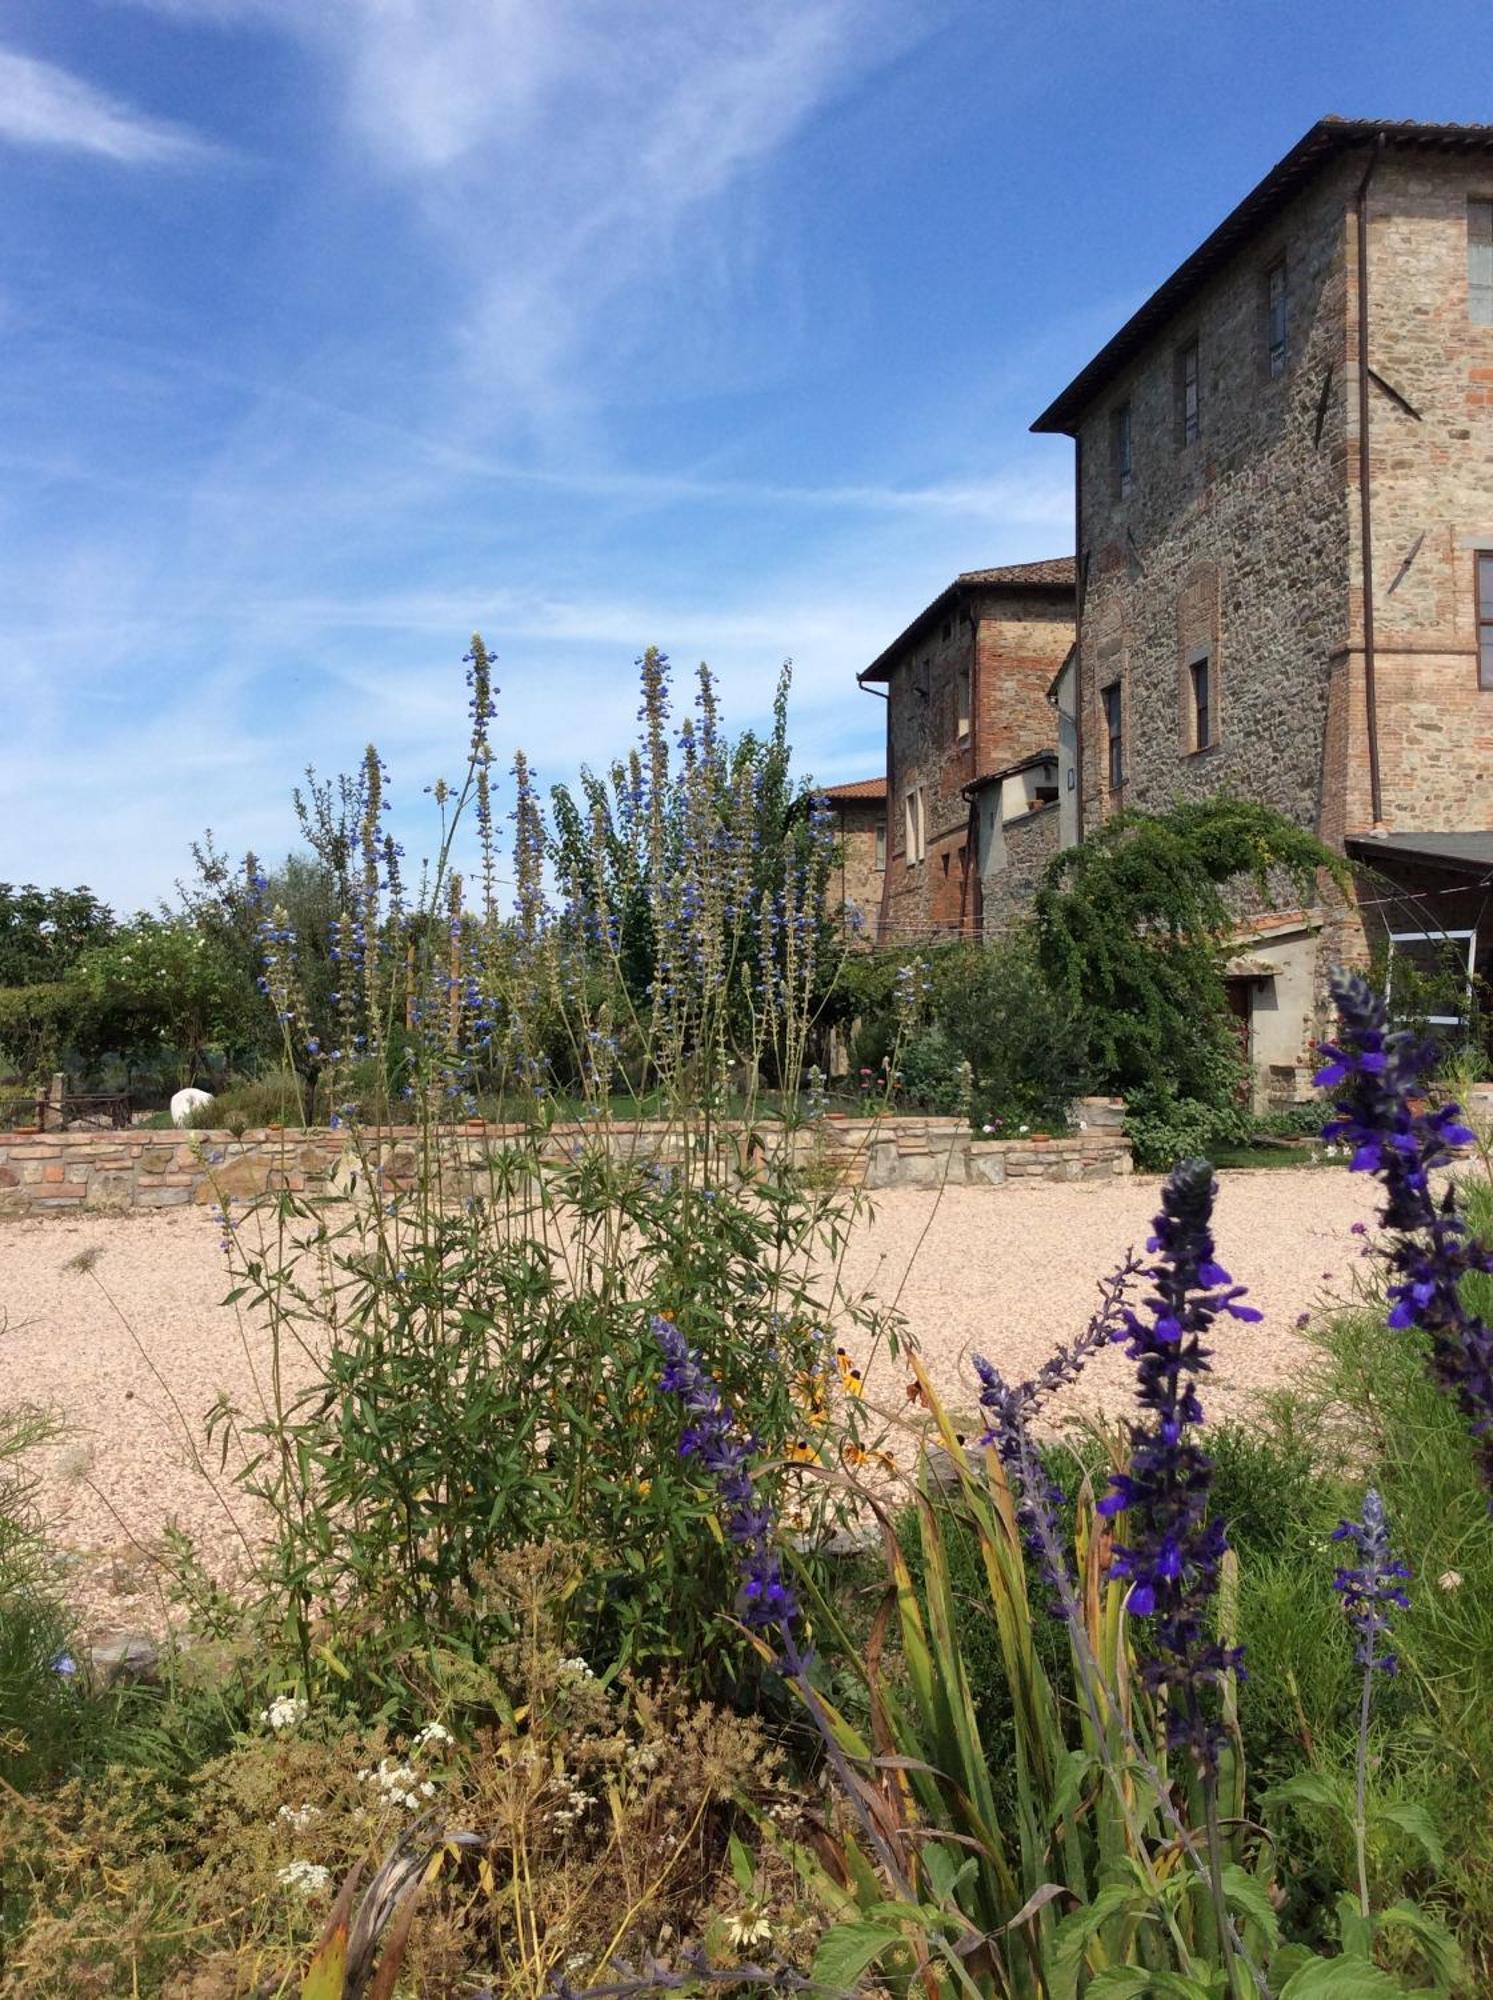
1033, 117, 1493, 1099
858, 560, 1075, 944
819, 776, 888, 945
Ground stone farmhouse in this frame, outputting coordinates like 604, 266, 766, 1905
848, 117, 1493, 1103
1032, 114, 1493, 1101
855, 560, 1075, 945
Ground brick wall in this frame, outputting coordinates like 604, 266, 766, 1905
0, 1114, 1132, 1217
883, 588, 1073, 943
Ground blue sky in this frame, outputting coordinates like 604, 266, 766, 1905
4, 1, 1490, 911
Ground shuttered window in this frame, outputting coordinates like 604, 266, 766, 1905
1470, 201, 1493, 324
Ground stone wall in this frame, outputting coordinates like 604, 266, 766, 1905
0, 1111, 1133, 1217
828, 797, 886, 944
1330, 149, 1493, 836
1063, 136, 1493, 1083
1071, 159, 1352, 841
981, 799, 1062, 934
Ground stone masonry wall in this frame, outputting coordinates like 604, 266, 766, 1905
830, 799, 885, 944
0, 1112, 1132, 1218
1068, 139, 1493, 1064
981, 799, 1061, 933
1073, 160, 1353, 842
1328, 149, 1493, 836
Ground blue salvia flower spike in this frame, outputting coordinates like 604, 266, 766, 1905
1097, 1158, 1257, 1772
1332, 1487, 1411, 1676
1320, 970, 1493, 1489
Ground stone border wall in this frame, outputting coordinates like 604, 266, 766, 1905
0, 1103, 1131, 1217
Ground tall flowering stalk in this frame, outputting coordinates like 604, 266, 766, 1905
1332, 1488, 1411, 1917
653, 1317, 916, 1899
1097, 1159, 1258, 1774
1317, 970, 1493, 1488
973, 1253, 1140, 1591
653, 1316, 802, 1658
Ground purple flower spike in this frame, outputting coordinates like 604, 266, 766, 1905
1320, 972, 1493, 1491
654, 1317, 804, 1665
1100, 1158, 1251, 1773
1331, 1488, 1410, 1676
974, 1254, 1140, 1600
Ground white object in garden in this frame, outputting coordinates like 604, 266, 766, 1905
170, 1087, 214, 1126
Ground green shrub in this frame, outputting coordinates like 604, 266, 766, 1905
931, 934, 1090, 1128
895, 1025, 965, 1112
1035, 796, 1344, 1119
185, 1069, 308, 1131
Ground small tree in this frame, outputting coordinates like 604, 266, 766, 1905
0, 884, 114, 989
71, 916, 264, 1087
1033, 796, 1345, 1123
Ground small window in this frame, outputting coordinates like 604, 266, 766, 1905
1265, 259, 1287, 376
955, 664, 971, 740
1177, 338, 1200, 445
874, 821, 887, 871
1102, 683, 1125, 791
1190, 653, 1213, 749
940, 619, 953, 642
1469, 201, 1493, 325
1478, 552, 1493, 689
904, 788, 926, 865
1110, 402, 1133, 498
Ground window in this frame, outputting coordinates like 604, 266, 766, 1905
955, 663, 971, 739
1386, 930, 1478, 1028
1178, 338, 1200, 444
1190, 652, 1213, 749
874, 821, 887, 871
1111, 401, 1133, 498
1265, 259, 1287, 375
1470, 201, 1493, 325
1101, 683, 1124, 791
903, 788, 926, 865
1478, 552, 1493, 689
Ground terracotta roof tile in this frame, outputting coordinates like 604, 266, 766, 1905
956, 557, 1075, 588
821, 776, 887, 801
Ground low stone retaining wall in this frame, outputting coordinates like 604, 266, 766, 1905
0, 1104, 1131, 1217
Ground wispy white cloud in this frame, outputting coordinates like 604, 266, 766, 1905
119, 0, 935, 423
0, 46, 220, 165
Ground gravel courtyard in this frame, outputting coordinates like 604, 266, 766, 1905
1, 1167, 1381, 1633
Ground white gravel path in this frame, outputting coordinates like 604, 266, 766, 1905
0, 1168, 1380, 1633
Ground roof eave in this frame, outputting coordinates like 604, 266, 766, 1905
1030, 118, 1493, 435
859, 570, 1075, 684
